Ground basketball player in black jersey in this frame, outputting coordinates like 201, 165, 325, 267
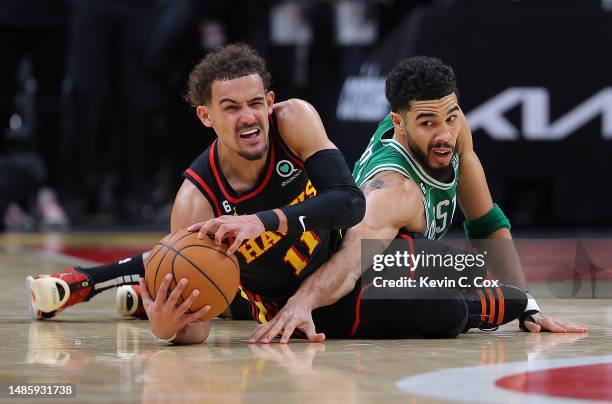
28, 44, 534, 344
27, 43, 364, 343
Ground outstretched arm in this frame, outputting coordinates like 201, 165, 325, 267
457, 115, 585, 333
456, 114, 527, 287
250, 172, 424, 343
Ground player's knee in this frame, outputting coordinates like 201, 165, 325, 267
414, 288, 468, 338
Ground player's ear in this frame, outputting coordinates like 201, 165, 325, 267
390, 111, 404, 129
266, 90, 275, 113
196, 105, 213, 128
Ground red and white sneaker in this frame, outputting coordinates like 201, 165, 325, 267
116, 284, 148, 319
26, 268, 92, 320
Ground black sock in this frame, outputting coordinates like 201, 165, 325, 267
77, 254, 145, 298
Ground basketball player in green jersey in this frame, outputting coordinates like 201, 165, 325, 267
251, 56, 586, 343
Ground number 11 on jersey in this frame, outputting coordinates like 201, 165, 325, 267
283, 231, 320, 275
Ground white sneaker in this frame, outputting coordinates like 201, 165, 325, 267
116, 285, 147, 319
26, 268, 92, 320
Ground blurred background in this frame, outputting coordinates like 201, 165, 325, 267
1, 0, 610, 235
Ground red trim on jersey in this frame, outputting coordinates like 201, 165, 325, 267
398, 233, 416, 279
209, 140, 277, 203
245, 290, 259, 321
246, 291, 256, 320
349, 283, 373, 337
184, 168, 222, 216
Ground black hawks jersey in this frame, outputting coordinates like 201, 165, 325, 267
183, 113, 339, 323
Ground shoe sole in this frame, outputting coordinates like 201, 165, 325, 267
116, 285, 139, 317
26, 276, 40, 320
26, 276, 58, 321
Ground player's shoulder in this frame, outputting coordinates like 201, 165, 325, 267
171, 180, 215, 231
272, 99, 333, 160
273, 98, 315, 120
273, 99, 321, 136
354, 139, 412, 186
361, 171, 422, 225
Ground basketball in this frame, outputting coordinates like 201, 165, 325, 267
144, 229, 240, 321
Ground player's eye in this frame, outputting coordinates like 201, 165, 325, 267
421, 121, 433, 127
225, 105, 238, 111
447, 115, 457, 123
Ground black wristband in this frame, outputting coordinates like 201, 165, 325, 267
519, 309, 540, 331
255, 210, 280, 231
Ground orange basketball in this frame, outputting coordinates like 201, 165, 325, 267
144, 229, 239, 321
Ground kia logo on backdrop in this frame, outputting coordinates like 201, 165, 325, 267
467, 87, 612, 140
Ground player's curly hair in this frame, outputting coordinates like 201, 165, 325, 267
186, 43, 271, 106
385, 56, 457, 112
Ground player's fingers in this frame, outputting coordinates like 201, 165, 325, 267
186, 221, 205, 232
279, 322, 297, 344
186, 305, 211, 323
139, 278, 154, 307
525, 320, 541, 333
540, 318, 567, 333
565, 323, 588, 333
261, 318, 286, 344
177, 289, 199, 314
197, 220, 217, 240
557, 321, 587, 333
301, 321, 326, 343
227, 236, 244, 256
215, 224, 234, 246
167, 278, 188, 307
250, 322, 274, 343
156, 274, 173, 305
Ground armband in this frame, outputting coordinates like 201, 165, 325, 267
463, 203, 510, 240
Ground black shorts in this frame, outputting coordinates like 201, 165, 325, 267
231, 234, 487, 338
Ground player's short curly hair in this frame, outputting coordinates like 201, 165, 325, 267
186, 43, 271, 106
385, 56, 457, 112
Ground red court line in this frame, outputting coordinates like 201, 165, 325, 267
40, 246, 146, 264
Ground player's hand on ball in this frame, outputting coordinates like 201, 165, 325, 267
139, 275, 211, 340
522, 312, 588, 333
188, 215, 265, 255
249, 296, 325, 344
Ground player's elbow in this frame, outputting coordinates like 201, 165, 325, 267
173, 322, 211, 345
340, 185, 366, 228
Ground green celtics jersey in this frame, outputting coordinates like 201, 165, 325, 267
353, 114, 460, 240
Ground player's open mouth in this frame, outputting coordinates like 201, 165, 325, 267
432, 149, 452, 157
239, 127, 260, 139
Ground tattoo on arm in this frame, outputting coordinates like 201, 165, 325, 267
361, 175, 395, 195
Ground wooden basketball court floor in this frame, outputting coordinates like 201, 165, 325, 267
1, 233, 611, 403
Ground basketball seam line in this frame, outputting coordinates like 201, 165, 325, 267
176, 243, 239, 271
152, 246, 171, 297
147, 243, 164, 263
163, 244, 232, 307
149, 231, 194, 296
